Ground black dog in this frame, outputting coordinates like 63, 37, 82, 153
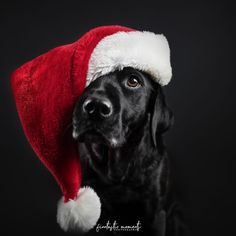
73, 67, 185, 236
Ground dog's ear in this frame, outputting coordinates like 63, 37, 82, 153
150, 88, 174, 147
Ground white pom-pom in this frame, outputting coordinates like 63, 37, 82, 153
57, 186, 101, 233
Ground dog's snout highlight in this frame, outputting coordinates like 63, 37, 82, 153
83, 98, 113, 118
83, 99, 95, 114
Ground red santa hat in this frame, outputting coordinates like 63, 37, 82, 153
11, 25, 172, 232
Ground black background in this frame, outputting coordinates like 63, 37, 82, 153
0, 1, 235, 235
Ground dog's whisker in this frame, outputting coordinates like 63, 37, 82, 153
122, 122, 129, 131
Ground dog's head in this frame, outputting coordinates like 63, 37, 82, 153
73, 67, 173, 148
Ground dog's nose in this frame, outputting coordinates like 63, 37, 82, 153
83, 98, 112, 118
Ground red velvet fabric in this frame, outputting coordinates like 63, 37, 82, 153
11, 25, 134, 202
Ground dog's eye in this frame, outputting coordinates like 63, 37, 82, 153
126, 75, 141, 88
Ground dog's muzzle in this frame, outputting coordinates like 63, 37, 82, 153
72, 96, 115, 143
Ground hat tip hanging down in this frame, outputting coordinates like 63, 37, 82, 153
57, 187, 101, 233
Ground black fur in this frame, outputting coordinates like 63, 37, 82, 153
73, 67, 185, 235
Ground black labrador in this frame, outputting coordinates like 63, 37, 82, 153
72, 67, 185, 236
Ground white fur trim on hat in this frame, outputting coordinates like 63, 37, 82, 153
86, 31, 172, 87
57, 186, 101, 232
